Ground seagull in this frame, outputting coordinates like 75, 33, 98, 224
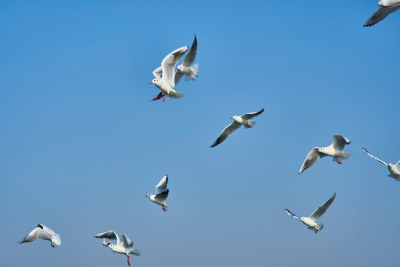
363, 0, 400, 27
145, 175, 170, 212
298, 135, 351, 174
362, 148, 400, 181
285, 193, 336, 234
150, 46, 188, 102
175, 35, 198, 83
95, 231, 141, 266
210, 108, 264, 148
19, 224, 61, 247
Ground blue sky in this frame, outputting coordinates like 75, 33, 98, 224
1, 1, 399, 266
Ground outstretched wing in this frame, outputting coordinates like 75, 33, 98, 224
363, 5, 400, 27
333, 135, 351, 151
182, 35, 197, 67
210, 121, 241, 148
161, 46, 189, 88
285, 209, 299, 219
241, 108, 264, 120
121, 234, 133, 248
155, 189, 169, 202
156, 175, 168, 194
19, 226, 49, 243
152, 66, 162, 80
309, 193, 336, 221
95, 230, 120, 244
362, 148, 388, 166
298, 148, 322, 174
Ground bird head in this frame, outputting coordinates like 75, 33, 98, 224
145, 194, 150, 198
149, 78, 158, 85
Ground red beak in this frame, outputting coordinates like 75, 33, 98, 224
149, 82, 153, 84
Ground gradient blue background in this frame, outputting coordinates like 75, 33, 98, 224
1, 1, 399, 266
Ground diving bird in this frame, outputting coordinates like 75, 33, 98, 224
175, 35, 198, 84
149, 46, 188, 102
145, 175, 170, 212
363, 0, 400, 27
362, 148, 400, 181
285, 193, 336, 234
210, 108, 264, 148
19, 224, 61, 247
298, 135, 351, 174
95, 231, 141, 266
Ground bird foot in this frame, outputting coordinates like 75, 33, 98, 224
162, 207, 167, 212
336, 157, 342, 164
162, 94, 169, 102
51, 242, 55, 248
191, 78, 195, 81
127, 256, 131, 266
313, 227, 317, 234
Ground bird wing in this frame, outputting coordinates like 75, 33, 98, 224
241, 108, 265, 120
95, 230, 120, 245
182, 35, 197, 67
121, 234, 133, 248
210, 121, 241, 148
332, 135, 351, 151
155, 189, 169, 202
309, 193, 336, 221
285, 209, 299, 219
362, 148, 388, 166
161, 46, 189, 88
174, 71, 184, 85
363, 5, 400, 27
298, 148, 322, 174
156, 175, 168, 194
395, 160, 400, 168
41, 224, 61, 245
19, 226, 49, 243
152, 66, 163, 80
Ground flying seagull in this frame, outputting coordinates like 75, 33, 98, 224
210, 108, 264, 148
95, 231, 141, 266
150, 46, 188, 102
145, 175, 170, 212
362, 148, 400, 181
363, 0, 400, 27
298, 135, 351, 174
19, 224, 61, 247
175, 35, 198, 83
285, 193, 336, 234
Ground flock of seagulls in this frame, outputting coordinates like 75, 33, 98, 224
16, 3, 399, 266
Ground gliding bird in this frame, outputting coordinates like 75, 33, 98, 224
298, 135, 351, 174
95, 231, 141, 266
175, 35, 198, 83
362, 148, 400, 181
19, 224, 61, 248
285, 193, 336, 234
210, 108, 264, 148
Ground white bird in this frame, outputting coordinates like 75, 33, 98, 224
210, 108, 264, 148
175, 35, 198, 83
19, 224, 61, 247
362, 148, 400, 181
95, 231, 141, 266
285, 193, 336, 234
150, 46, 188, 102
298, 135, 351, 174
145, 175, 170, 212
363, 0, 400, 27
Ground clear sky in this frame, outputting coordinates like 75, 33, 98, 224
1, 1, 399, 266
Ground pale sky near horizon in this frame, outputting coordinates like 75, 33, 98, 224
1, 1, 399, 267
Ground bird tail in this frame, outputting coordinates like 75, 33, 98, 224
316, 223, 324, 231
130, 249, 141, 256
190, 64, 199, 77
52, 234, 61, 245
340, 152, 351, 159
244, 121, 256, 128
169, 90, 184, 99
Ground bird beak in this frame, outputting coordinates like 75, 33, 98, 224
177, 69, 181, 72
149, 82, 153, 84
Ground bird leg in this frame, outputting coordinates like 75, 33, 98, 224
127, 255, 131, 266
162, 206, 167, 212
336, 156, 342, 164
313, 226, 318, 234
162, 94, 169, 102
50, 241, 55, 248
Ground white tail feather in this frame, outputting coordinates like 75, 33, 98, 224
340, 152, 351, 159
169, 90, 184, 99
52, 234, 61, 245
